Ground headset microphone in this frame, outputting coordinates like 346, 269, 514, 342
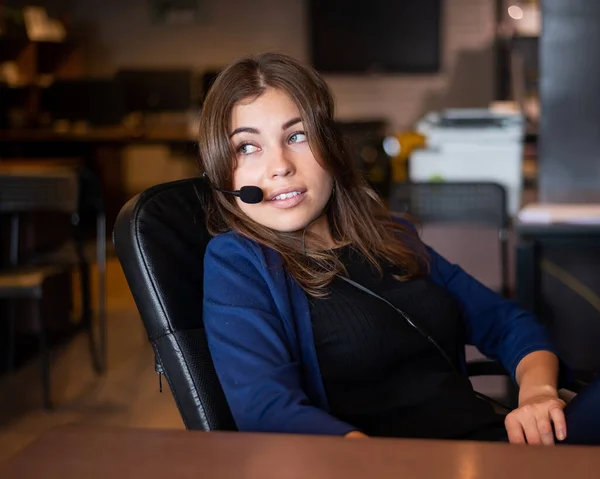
203, 173, 264, 204
215, 185, 264, 204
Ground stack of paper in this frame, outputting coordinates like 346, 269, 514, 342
518, 203, 600, 224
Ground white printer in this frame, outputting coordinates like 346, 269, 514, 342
409, 108, 525, 216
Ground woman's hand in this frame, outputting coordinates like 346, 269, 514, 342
504, 390, 567, 445
509, 351, 566, 445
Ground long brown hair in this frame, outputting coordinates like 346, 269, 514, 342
198, 52, 428, 297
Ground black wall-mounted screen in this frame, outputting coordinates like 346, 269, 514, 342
308, 0, 442, 74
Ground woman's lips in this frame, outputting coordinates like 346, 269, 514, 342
268, 191, 306, 209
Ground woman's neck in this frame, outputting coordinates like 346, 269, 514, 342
305, 214, 340, 250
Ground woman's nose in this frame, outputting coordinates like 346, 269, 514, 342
268, 148, 295, 178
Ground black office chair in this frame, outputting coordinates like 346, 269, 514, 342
389, 181, 511, 298
114, 178, 535, 431
113, 178, 235, 431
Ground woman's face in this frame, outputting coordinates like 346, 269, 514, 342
230, 87, 334, 234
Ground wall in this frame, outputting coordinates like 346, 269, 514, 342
56, 0, 497, 191
539, 0, 600, 203
70, 0, 497, 131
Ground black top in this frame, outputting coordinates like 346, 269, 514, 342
309, 245, 505, 440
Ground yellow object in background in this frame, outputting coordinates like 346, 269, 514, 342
389, 131, 426, 183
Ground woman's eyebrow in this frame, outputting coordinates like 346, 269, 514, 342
229, 126, 259, 138
282, 117, 302, 130
229, 117, 302, 138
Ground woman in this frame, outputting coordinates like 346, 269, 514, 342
199, 52, 600, 445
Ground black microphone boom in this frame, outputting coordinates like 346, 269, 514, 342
203, 173, 264, 204
215, 185, 264, 204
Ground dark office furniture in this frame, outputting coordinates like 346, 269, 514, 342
389, 181, 510, 297
516, 221, 600, 379
0, 169, 107, 408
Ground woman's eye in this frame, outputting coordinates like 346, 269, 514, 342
289, 132, 307, 144
237, 143, 259, 155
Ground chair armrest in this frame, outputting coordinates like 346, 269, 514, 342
467, 360, 587, 406
466, 359, 509, 377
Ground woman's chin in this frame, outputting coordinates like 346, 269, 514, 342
257, 216, 314, 234
268, 222, 310, 233
247, 208, 329, 234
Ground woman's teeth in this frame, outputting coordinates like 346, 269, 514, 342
272, 191, 301, 201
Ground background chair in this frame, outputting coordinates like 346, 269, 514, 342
31, 167, 108, 374
389, 181, 511, 298
113, 178, 534, 431
389, 181, 514, 401
0, 168, 107, 408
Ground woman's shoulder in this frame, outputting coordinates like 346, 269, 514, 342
205, 231, 283, 271
206, 230, 258, 254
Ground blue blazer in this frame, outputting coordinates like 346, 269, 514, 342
203, 230, 560, 436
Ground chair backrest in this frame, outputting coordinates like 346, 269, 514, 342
0, 170, 79, 214
390, 181, 511, 297
389, 181, 509, 230
0, 170, 80, 266
113, 178, 236, 431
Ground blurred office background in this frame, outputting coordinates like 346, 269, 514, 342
1, 0, 599, 460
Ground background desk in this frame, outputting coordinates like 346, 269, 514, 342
516, 221, 600, 375
1, 425, 599, 479
0, 126, 198, 228
0, 126, 197, 145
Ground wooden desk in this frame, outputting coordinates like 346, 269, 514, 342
0, 425, 598, 479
